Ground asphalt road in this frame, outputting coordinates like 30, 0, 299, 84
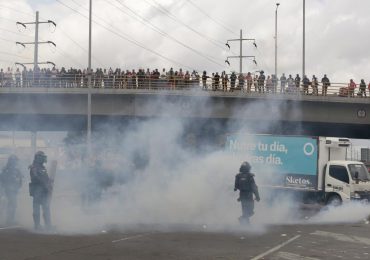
1, 221, 370, 260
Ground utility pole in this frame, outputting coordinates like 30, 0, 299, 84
275, 3, 280, 79
225, 29, 258, 74
302, 0, 306, 78
239, 30, 242, 74
16, 11, 56, 155
16, 11, 56, 71
87, 0, 92, 159
34, 11, 39, 69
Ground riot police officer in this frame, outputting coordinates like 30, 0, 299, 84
0, 155, 22, 225
29, 151, 52, 230
234, 161, 260, 224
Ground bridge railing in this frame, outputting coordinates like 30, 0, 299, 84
1, 77, 369, 98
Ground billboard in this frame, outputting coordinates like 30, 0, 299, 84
226, 134, 318, 188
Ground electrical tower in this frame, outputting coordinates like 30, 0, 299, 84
225, 29, 257, 74
15, 11, 56, 70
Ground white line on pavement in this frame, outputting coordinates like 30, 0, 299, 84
250, 235, 301, 260
112, 233, 151, 243
311, 230, 370, 246
276, 251, 320, 260
0, 226, 21, 230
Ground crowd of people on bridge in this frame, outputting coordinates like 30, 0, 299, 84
1, 66, 370, 97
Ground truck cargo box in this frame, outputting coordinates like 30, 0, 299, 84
226, 134, 319, 190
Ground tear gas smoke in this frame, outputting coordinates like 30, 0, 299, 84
1, 94, 369, 235
308, 202, 370, 224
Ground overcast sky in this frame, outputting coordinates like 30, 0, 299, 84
0, 0, 369, 82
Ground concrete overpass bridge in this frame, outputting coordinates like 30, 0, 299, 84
0, 87, 369, 139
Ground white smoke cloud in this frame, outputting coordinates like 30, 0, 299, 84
1, 0, 370, 231
308, 202, 370, 224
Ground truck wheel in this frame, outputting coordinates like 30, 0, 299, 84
327, 195, 342, 206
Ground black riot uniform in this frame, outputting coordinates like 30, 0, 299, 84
0, 155, 22, 225
29, 151, 52, 230
234, 162, 260, 224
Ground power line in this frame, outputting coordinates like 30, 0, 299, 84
54, 48, 85, 67
55, 1, 104, 66
35, 35, 86, 68
39, 12, 104, 66
0, 16, 17, 23
0, 58, 15, 64
16, 11, 56, 69
0, 27, 33, 38
69, 0, 219, 69
225, 30, 257, 74
185, 0, 236, 36
0, 3, 102, 67
0, 36, 15, 43
55, 0, 194, 70
54, 25, 104, 67
0, 4, 34, 18
0, 51, 32, 60
109, 0, 224, 67
145, 0, 225, 50
69, 0, 87, 10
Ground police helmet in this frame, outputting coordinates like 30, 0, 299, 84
34, 151, 47, 164
240, 161, 251, 173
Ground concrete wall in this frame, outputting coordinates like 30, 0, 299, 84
0, 89, 369, 136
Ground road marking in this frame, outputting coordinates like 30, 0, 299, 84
24, 233, 153, 259
250, 235, 301, 260
311, 230, 370, 246
112, 233, 151, 243
0, 226, 21, 230
276, 251, 320, 260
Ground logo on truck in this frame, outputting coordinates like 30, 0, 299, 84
286, 175, 312, 187
303, 143, 315, 156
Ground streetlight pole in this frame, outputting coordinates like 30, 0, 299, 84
239, 29, 243, 75
34, 11, 39, 71
302, 0, 305, 78
275, 3, 280, 80
87, 0, 92, 158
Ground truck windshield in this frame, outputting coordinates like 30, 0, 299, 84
348, 164, 370, 181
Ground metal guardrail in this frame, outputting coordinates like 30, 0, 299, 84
0, 76, 369, 98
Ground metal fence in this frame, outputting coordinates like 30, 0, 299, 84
0, 76, 369, 98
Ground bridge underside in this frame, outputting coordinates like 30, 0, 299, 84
0, 114, 368, 140
0, 91, 369, 141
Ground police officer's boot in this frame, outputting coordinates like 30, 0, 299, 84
43, 207, 52, 231
33, 214, 41, 231
239, 216, 250, 225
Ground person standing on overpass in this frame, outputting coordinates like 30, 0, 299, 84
321, 74, 330, 96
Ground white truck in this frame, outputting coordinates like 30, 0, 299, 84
226, 135, 370, 205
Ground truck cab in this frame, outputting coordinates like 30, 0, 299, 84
319, 137, 370, 205
324, 161, 370, 204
